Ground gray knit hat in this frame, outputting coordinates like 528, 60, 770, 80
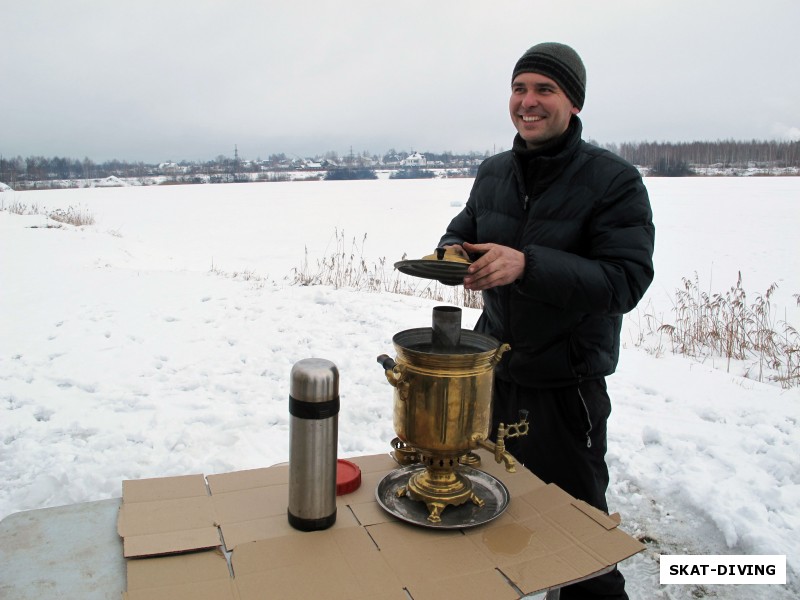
512, 42, 586, 110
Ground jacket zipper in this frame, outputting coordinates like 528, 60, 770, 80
502, 200, 528, 350
503, 161, 531, 346
509, 157, 590, 447
576, 378, 593, 448
510, 157, 531, 238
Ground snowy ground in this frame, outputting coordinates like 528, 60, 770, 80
1, 177, 798, 598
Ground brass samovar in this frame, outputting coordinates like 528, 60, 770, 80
377, 306, 528, 524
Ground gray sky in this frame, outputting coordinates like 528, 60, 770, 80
3, 0, 799, 163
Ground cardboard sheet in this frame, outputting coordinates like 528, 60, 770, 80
123, 550, 236, 600
117, 474, 220, 558
118, 452, 644, 599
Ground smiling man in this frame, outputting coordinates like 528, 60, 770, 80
509, 55, 582, 151
439, 43, 655, 600
510, 70, 579, 148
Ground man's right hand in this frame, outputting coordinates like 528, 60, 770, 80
462, 242, 525, 291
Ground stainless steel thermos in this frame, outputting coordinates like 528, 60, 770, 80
287, 358, 339, 531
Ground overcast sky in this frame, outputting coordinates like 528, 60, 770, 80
3, 0, 799, 163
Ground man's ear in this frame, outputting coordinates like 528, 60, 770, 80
571, 106, 581, 115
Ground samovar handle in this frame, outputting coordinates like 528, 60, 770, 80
377, 354, 397, 371
376, 354, 409, 401
490, 343, 511, 367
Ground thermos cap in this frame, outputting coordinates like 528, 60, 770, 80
336, 459, 362, 495
290, 358, 339, 402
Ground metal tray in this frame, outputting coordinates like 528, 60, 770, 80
375, 464, 509, 529
394, 259, 469, 285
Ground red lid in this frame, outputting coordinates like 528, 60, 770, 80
336, 459, 362, 495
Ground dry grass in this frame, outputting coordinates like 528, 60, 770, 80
645, 272, 799, 388
210, 264, 268, 289
291, 232, 799, 388
47, 206, 95, 226
289, 228, 482, 308
2, 199, 95, 226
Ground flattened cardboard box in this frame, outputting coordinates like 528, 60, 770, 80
118, 453, 643, 599
117, 474, 219, 558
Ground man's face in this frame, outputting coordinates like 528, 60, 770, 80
509, 72, 580, 149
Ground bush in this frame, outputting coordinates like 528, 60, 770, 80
650, 158, 694, 177
324, 168, 378, 181
390, 168, 436, 180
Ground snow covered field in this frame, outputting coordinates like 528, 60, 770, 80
1, 177, 798, 598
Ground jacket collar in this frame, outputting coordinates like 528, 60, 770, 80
512, 116, 583, 196
512, 115, 583, 162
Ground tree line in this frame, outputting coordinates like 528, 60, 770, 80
604, 139, 799, 174
2, 139, 799, 184
0, 156, 152, 182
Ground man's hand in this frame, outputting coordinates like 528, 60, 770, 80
462, 242, 525, 291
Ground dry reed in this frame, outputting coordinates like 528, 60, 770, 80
655, 272, 799, 388
2, 200, 95, 226
289, 228, 482, 308
290, 232, 799, 388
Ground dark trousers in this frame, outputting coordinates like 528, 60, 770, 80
492, 377, 628, 600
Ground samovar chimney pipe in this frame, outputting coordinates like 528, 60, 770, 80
431, 306, 462, 351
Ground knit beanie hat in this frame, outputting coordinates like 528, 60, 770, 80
512, 42, 586, 110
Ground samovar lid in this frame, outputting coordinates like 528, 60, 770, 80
394, 247, 471, 286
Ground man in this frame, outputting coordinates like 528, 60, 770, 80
440, 42, 655, 599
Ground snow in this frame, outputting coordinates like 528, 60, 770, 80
1, 177, 798, 598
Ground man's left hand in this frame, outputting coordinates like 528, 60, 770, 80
462, 242, 525, 290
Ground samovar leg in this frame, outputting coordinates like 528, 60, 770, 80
422, 491, 483, 523
396, 484, 448, 523
397, 464, 482, 523
425, 502, 445, 523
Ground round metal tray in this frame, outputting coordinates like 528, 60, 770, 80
394, 259, 469, 285
375, 464, 509, 529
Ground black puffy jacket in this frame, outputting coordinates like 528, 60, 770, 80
439, 118, 655, 387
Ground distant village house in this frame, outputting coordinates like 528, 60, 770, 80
402, 152, 427, 167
